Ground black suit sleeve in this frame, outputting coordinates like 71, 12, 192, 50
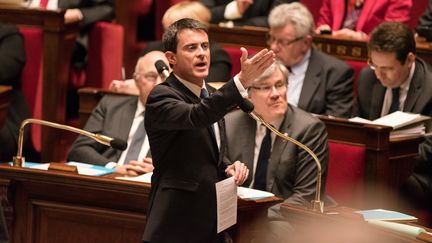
418, 0, 432, 29
77, 0, 114, 29
68, 96, 115, 166
0, 23, 25, 87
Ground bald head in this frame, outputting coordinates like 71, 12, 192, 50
134, 51, 169, 104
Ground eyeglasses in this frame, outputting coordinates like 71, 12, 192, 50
250, 82, 287, 95
367, 59, 396, 73
135, 72, 159, 82
266, 34, 304, 47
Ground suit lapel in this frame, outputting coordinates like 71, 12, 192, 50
114, 98, 137, 160
404, 62, 423, 112
356, 0, 376, 31
298, 49, 321, 111
266, 112, 290, 190
370, 82, 386, 120
242, 114, 257, 186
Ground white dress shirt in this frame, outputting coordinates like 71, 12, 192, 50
287, 49, 311, 107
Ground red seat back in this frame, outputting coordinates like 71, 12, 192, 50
326, 142, 366, 208
222, 46, 258, 77
19, 27, 44, 152
408, 0, 429, 29
87, 22, 124, 89
301, 0, 323, 23
345, 60, 367, 99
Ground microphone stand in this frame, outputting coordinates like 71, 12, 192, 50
13, 118, 125, 167
243, 104, 324, 213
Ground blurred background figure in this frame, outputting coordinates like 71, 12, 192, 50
416, 0, 432, 42
268, 2, 354, 118
316, 0, 412, 40
0, 22, 30, 162
201, 0, 298, 27
142, 1, 232, 83
68, 51, 169, 177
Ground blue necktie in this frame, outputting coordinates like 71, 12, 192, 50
389, 88, 400, 114
124, 115, 146, 164
254, 128, 271, 191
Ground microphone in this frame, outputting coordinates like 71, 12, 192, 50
155, 59, 170, 80
239, 99, 324, 213
12, 118, 127, 166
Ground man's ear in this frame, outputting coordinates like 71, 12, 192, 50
406, 52, 416, 67
165, 51, 176, 66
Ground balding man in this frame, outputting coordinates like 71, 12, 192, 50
68, 51, 168, 176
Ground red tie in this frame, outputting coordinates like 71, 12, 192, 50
39, 0, 49, 8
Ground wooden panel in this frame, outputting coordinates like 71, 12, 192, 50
0, 165, 281, 243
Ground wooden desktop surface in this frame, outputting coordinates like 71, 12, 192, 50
0, 164, 281, 243
0, 86, 12, 129
0, 4, 79, 162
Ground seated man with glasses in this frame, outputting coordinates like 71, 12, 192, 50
225, 61, 329, 207
356, 21, 432, 225
68, 51, 169, 176
267, 2, 354, 118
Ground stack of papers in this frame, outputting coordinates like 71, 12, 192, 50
357, 209, 417, 223
237, 186, 275, 199
349, 111, 432, 138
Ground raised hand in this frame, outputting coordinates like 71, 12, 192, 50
237, 47, 275, 88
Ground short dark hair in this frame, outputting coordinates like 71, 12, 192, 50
162, 18, 208, 53
368, 22, 416, 64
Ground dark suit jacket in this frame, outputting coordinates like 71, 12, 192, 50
0, 22, 29, 162
143, 75, 243, 243
418, 0, 432, 29
67, 95, 138, 166
225, 106, 328, 206
141, 40, 232, 82
201, 0, 297, 27
356, 58, 432, 120
317, 0, 412, 34
299, 48, 354, 118
58, 0, 114, 31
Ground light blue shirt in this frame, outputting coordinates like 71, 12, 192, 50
287, 49, 311, 107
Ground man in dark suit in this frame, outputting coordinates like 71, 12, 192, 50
356, 21, 432, 224
143, 18, 274, 243
0, 22, 30, 162
356, 22, 432, 120
225, 61, 328, 206
268, 2, 354, 118
29, 0, 114, 67
201, 0, 298, 27
68, 51, 168, 176
142, 1, 232, 82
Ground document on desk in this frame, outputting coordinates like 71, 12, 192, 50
215, 176, 237, 233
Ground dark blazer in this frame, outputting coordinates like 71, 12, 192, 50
201, 0, 297, 27
299, 48, 354, 118
141, 40, 232, 82
0, 22, 29, 162
356, 58, 432, 120
58, 0, 114, 31
67, 95, 138, 166
225, 106, 328, 206
143, 75, 243, 243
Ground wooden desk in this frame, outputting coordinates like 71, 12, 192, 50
319, 115, 422, 208
0, 5, 79, 162
0, 164, 281, 243
0, 86, 12, 129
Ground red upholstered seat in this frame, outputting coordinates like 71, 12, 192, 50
20, 27, 44, 152
326, 142, 366, 208
87, 22, 124, 89
408, 0, 428, 29
345, 60, 367, 99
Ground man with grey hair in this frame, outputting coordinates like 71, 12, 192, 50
225, 61, 329, 206
268, 2, 354, 118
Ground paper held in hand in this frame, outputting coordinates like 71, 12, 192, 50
349, 111, 432, 138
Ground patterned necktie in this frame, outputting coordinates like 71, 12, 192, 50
39, 0, 49, 8
254, 128, 271, 191
389, 88, 400, 114
124, 115, 146, 164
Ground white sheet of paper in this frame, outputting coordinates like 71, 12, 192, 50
215, 176, 237, 233
116, 172, 152, 183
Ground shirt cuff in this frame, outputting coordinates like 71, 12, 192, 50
234, 75, 248, 98
105, 162, 117, 169
224, 1, 242, 20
